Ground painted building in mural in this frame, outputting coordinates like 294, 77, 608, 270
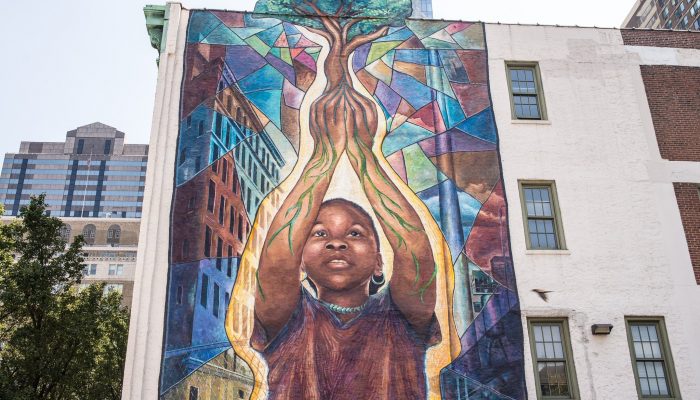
0, 123, 147, 307
124, 2, 700, 400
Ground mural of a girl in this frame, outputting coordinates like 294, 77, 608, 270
252, 87, 442, 398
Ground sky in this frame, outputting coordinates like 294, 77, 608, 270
0, 0, 635, 157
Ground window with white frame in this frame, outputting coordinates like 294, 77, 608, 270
108, 264, 124, 276
103, 284, 123, 295
82, 264, 97, 276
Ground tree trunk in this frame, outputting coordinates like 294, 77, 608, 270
310, 40, 380, 150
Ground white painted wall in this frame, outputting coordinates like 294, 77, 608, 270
122, 3, 188, 399
486, 23, 700, 399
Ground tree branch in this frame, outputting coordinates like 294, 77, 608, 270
306, 26, 333, 44
346, 26, 390, 54
341, 18, 361, 43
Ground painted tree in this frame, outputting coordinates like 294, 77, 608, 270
253, 0, 412, 155
256, 0, 419, 243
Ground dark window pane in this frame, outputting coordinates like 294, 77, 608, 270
200, 274, 209, 308
213, 283, 220, 318
207, 180, 216, 212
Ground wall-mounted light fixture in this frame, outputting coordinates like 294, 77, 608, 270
591, 324, 613, 335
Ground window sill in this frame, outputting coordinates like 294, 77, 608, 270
525, 249, 571, 255
511, 119, 551, 125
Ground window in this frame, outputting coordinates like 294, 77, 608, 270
626, 318, 680, 399
216, 237, 223, 270
519, 181, 566, 250
227, 245, 233, 277
213, 283, 220, 318
189, 386, 199, 400
60, 224, 71, 241
107, 224, 121, 245
219, 195, 226, 225
104, 284, 123, 295
83, 264, 97, 276
528, 319, 579, 399
108, 264, 124, 276
229, 206, 235, 234
187, 194, 197, 211
182, 239, 190, 259
222, 159, 228, 183
179, 147, 188, 166
237, 216, 244, 241
507, 62, 546, 120
204, 226, 212, 258
176, 286, 183, 305
82, 224, 96, 245
200, 274, 209, 308
215, 113, 223, 138
207, 180, 216, 212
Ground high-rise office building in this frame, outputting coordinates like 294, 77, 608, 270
0, 123, 148, 307
0, 122, 147, 218
623, 0, 700, 30
412, 0, 433, 18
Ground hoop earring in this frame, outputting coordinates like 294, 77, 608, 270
371, 273, 385, 286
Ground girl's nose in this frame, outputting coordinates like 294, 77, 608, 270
325, 240, 348, 250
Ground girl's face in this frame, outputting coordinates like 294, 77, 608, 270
302, 203, 382, 294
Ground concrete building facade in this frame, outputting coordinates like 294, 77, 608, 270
124, 3, 700, 400
0, 123, 148, 308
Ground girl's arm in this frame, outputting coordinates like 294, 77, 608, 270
345, 91, 437, 334
255, 91, 345, 339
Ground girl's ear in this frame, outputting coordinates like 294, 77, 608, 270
374, 253, 383, 275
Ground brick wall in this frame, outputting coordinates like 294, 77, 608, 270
621, 29, 700, 50
673, 183, 700, 284
639, 65, 700, 162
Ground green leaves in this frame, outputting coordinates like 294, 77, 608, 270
0, 195, 129, 400
253, 0, 412, 42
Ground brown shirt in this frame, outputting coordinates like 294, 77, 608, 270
251, 288, 441, 400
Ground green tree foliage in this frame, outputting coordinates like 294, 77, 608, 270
0, 196, 130, 400
254, 0, 412, 41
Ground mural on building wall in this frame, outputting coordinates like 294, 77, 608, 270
161, 1, 526, 399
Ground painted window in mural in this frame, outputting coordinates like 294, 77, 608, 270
160, 1, 526, 399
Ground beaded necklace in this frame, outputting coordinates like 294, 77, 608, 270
318, 298, 368, 314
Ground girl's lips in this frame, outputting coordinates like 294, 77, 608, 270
325, 259, 351, 269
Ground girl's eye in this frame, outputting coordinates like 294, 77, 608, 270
313, 230, 327, 237
349, 231, 361, 237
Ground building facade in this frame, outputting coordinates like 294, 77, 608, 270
0, 122, 147, 218
623, 0, 700, 30
124, 3, 700, 400
0, 123, 148, 307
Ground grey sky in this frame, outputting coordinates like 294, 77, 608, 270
0, 1, 635, 156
